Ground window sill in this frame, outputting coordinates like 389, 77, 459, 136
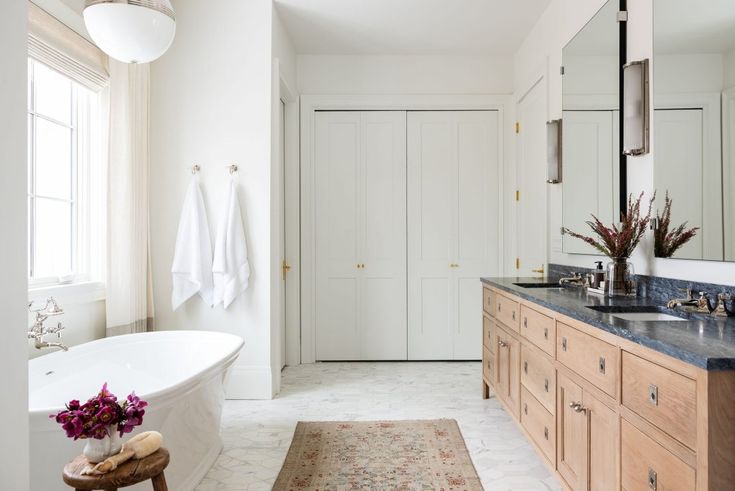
28, 281, 106, 305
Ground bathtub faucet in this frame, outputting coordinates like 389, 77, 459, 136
28, 297, 68, 352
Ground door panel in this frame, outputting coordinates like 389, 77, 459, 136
585, 392, 618, 491
408, 111, 500, 360
315, 112, 361, 360
562, 110, 617, 255
315, 111, 406, 360
360, 112, 407, 359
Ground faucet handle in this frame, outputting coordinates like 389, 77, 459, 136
678, 287, 693, 300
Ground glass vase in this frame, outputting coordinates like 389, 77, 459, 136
606, 258, 636, 297
82, 426, 122, 463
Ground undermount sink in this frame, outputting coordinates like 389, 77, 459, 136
586, 305, 689, 322
513, 282, 563, 288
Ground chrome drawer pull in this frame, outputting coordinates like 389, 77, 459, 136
524, 403, 528, 415
648, 384, 658, 406
543, 327, 548, 340
524, 361, 528, 374
498, 304, 501, 312
543, 427, 549, 440
561, 337, 567, 351
544, 378, 549, 392
523, 317, 528, 328
599, 357, 606, 374
512, 311, 516, 321
648, 468, 657, 491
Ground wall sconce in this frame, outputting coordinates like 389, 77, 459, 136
623, 59, 650, 156
546, 119, 562, 183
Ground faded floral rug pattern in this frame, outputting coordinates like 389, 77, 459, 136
272, 419, 483, 491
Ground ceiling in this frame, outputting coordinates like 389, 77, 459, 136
274, 0, 552, 55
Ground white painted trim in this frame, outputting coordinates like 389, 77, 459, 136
28, 281, 105, 305
299, 94, 511, 364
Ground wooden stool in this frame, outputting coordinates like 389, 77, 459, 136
62, 448, 170, 491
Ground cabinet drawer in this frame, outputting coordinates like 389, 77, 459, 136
621, 419, 695, 491
521, 304, 555, 356
521, 344, 555, 413
557, 322, 618, 397
622, 351, 697, 449
483, 314, 494, 350
483, 287, 495, 316
521, 387, 555, 464
483, 345, 494, 384
496, 293, 520, 331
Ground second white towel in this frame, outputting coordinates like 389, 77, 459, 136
213, 179, 250, 309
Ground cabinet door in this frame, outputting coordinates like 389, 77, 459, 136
557, 372, 588, 491
494, 325, 520, 417
408, 111, 500, 360
585, 392, 618, 491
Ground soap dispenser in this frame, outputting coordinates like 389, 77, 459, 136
593, 261, 605, 289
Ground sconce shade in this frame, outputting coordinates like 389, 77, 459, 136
623, 59, 650, 156
83, 0, 176, 64
546, 119, 562, 183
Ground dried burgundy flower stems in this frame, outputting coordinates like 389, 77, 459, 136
654, 191, 699, 258
562, 192, 655, 259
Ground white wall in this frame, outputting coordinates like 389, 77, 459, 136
516, 0, 735, 285
298, 55, 514, 95
149, 0, 277, 399
0, 0, 30, 488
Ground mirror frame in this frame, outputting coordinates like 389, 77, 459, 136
618, 0, 628, 217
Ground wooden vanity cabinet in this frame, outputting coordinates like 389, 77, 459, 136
481, 285, 735, 491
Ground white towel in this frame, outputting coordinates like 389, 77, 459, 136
171, 176, 214, 310
213, 180, 250, 309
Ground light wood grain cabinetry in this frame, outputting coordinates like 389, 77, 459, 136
494, 322, 521, 417
481, 285, 735, 491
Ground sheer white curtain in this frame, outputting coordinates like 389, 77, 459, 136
106, 60, 154, 335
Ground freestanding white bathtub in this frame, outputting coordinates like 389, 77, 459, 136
29, 330, 244, 491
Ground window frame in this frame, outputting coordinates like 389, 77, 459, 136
27, 58, 106, 293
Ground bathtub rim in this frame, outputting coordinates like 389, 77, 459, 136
29, 330, 244, 416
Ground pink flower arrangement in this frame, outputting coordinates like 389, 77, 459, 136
50, 383, 148, 440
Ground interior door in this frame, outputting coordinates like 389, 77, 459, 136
314, 111, 407, 361
407, 110, 500, 360
562, 110, 618, 255
516, 79, 548, 276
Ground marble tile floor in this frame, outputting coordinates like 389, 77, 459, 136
196, 362, 561, 491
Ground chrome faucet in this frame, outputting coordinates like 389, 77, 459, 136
666, 288, 697, 310
28, 297, 68, 352
559, 272, 586, 287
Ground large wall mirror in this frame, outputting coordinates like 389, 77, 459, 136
653, 0, 735, 261
561, 0, 625, 255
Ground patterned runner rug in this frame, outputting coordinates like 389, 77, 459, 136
272, 419, 483, 490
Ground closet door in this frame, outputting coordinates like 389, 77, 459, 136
407, 111, 500, 360
314, 111, 407, 360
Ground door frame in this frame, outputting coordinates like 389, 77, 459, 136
299, 94, 512, 363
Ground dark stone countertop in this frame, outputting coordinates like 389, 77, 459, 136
481, 277, 735, 371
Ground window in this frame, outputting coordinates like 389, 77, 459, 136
27, 59, 106, 287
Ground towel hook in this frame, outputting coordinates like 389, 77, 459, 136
227, 164, 238, 175
191, 164, 200, 175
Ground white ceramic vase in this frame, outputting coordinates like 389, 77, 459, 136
82, 427, 122, 463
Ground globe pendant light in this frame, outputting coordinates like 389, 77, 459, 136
83, 0, 176, 64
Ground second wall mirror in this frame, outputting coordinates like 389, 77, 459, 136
653, 0, 735, 261
561, 0, 625, 255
